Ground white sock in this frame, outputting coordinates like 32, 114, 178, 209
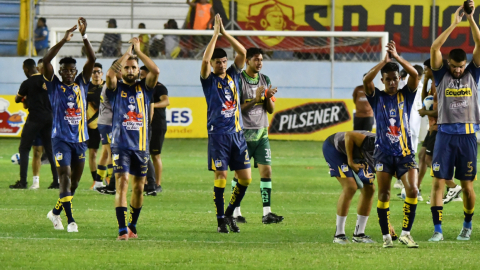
233, 207, 242, 218
383, 234, 391, 241
354, 215, 369, 235
263, 207, 271, 216
32, 176, 39, 184
335, 215, 347, 236
401, 230, 410, 236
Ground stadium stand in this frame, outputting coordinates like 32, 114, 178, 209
0, 0, 21, 56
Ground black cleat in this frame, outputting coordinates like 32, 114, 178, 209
262, 212, 284, 224
234, 216, 247, 223
144, 189, 157, 196
9, 180, 27, 189
217, 218, 229, 233
225, 215, 240, 233
96, 187, 116, 195
47, 181, 59, 189
155, 185, 162, 193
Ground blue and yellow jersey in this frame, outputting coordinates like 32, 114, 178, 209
106, 79, 153, 151
366, 86, 417, 157
44, 73, 89, 143
201, 64, 243, 134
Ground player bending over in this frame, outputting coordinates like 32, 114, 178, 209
364, 41, 420, 248
324, 131, 376, 244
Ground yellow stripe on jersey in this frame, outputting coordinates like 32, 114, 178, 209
74, 83, 86, 142
136, 85, 147, 151
397, 92, 410, 157
226, 74, 242, 132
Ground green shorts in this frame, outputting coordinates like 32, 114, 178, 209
247, 136, 271, 168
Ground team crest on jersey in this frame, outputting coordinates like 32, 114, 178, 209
341, 164, 349, 172
136, 92, 143, 99
122, 104, 144, 130
433, 162, 440, 171
215, 159, 222, 168
64, 101, 82, 125
55, 152, 63, 161
376, 163, 383, 172
128, 96, 135, 104
389, 108, 396, 117
73, 85, 80, 93
398, 102, 404, 110
386, 118, 401, 143
113, 154, 119, 161
67, 94, 75, 101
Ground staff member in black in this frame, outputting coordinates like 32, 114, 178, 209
10, 58, 58, 189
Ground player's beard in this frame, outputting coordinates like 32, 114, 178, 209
123, 74, 137, 84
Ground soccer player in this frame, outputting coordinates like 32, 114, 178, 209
201, 14, 251, 233
352, 74, 374, 131
87, 63, 106, 190
428, 2, 480, 242
323, 131, 376, 244
9, 59, 58, 190
106, 38, 159, 240
44, 18, 95, 232
232, 47, 283, 224
363, 40, 420, 248
139, 66, 169, 194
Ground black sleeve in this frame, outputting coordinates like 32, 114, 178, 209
157, 84, 168, 96
18, 80, 28, 96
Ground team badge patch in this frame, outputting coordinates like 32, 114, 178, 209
376, 163, 383, 172
215, 159, 222, 168
341, 164, 349, 172
398, 101, 404, 110
113, 154, 119, 161
389, 109, 396, 117
55, 152, 63, 160
433, 162, 440, 171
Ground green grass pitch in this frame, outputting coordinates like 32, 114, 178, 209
1, 138, 480, 269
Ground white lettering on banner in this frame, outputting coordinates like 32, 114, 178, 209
278, 106, 341, 131
166, 108, 193, 127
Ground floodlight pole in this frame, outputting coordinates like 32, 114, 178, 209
431, 0, 436, 44
330, 0, 335, 99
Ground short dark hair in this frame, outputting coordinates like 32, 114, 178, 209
59, 57, 76, 65
399, 69, 407, 78
246, 48, 264, 59
423, 59, 431, 69
167, 19, 178, 29
211, 48, 227, 60
413, 65, 424, 76
381, 62, 399, 75
23, 58, 36, 68
127, 56, 139, 63
39, 17, 46, 24
37, 58, 43, 65
139, 23, 146, 28
140, 66, 149, 72
94, 63, 103, 69
448, 48, 467, 62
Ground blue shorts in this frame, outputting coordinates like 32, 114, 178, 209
97, 124, 112, 145
52, 138, 87, 167
32, 134, 42, 147
432, 131, 477, 181
208, 132, 251, 171
373, 148, 417, 179
112, 148, 149, 177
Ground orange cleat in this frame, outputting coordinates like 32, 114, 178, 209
127, 227, 138, 239
117, 234, 128, 241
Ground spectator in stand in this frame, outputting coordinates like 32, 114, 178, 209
149, 19, 181, 59
138, 23, 150, 55
98, 19, 122, 57
35, 18, 49, 56
187, 0, 214, 48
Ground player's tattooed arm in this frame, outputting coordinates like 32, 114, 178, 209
219, 14, 246, 70
201, 14, 221, 79
106, 45, 133, 90
431, 6, 464, 69
79, 17, 96, 82
131, 37, 159, 89
345, 131, 367, 173
43, 25, 77, 81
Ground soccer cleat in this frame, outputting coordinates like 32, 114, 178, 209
9, 180, 27, 189
117, 234, 128, 241
225, 216, 240, 233
452, 196, 463, 202
217, 219, 229, 233
417, 190, 424, 202
398, 234, 419, 248
47, 181, 59, 189
333, 235, 350, 244
155, 185, 163, 193
96, 187, 116, 195
30, 182, 40, 190
144, 189, 157, 196
67, 222, 78, 232
127, 227, 138, 239
428, 232, 444, 242
457, 227, 472, 240
383, 234, 393, 248
47, 210, 64, 230
352, 234, 376, 243
234, 216, 247, 223
262, 212, 284, 224
92, 181, 105, 191
389, 224, 398, 241
393, 179, 404, 189
444, 185, 462, 204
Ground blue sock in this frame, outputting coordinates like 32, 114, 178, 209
463, 221, 472, 229
434, 224, 443, 233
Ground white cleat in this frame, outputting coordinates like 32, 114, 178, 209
93, 181, 106, 191
67, 222, 78, 232
47, 210, 64, 230
393, 179, 404, 189
30, 182, 40, 190
457, 227, 472, 240
444, 185, 462, 204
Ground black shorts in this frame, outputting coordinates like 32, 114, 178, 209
87, 128, 101, 149
353, 116, 374, 131
149, 129, 166, 155
422, 130, 437, 156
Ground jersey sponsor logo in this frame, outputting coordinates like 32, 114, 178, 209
214, 159, 222, 168
221, 89, 237, 118
55, 152, 63, 161
166, 108, 193, 126
269, 102, 350, 134
386, 118, 401, 143
375, 163, 383, 171
122, 99, 144, 130
340, 164, 349, 172
433, 162, 440, 171
64, 94, 82, 125
121, 91, 127, 98
113, 154, 119, 160
445, 88, 472, 97
0, 97, 26, 135
449, 100, 468, 109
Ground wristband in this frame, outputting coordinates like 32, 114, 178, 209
82, 34, 88, 40
265, 89, 276, 102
